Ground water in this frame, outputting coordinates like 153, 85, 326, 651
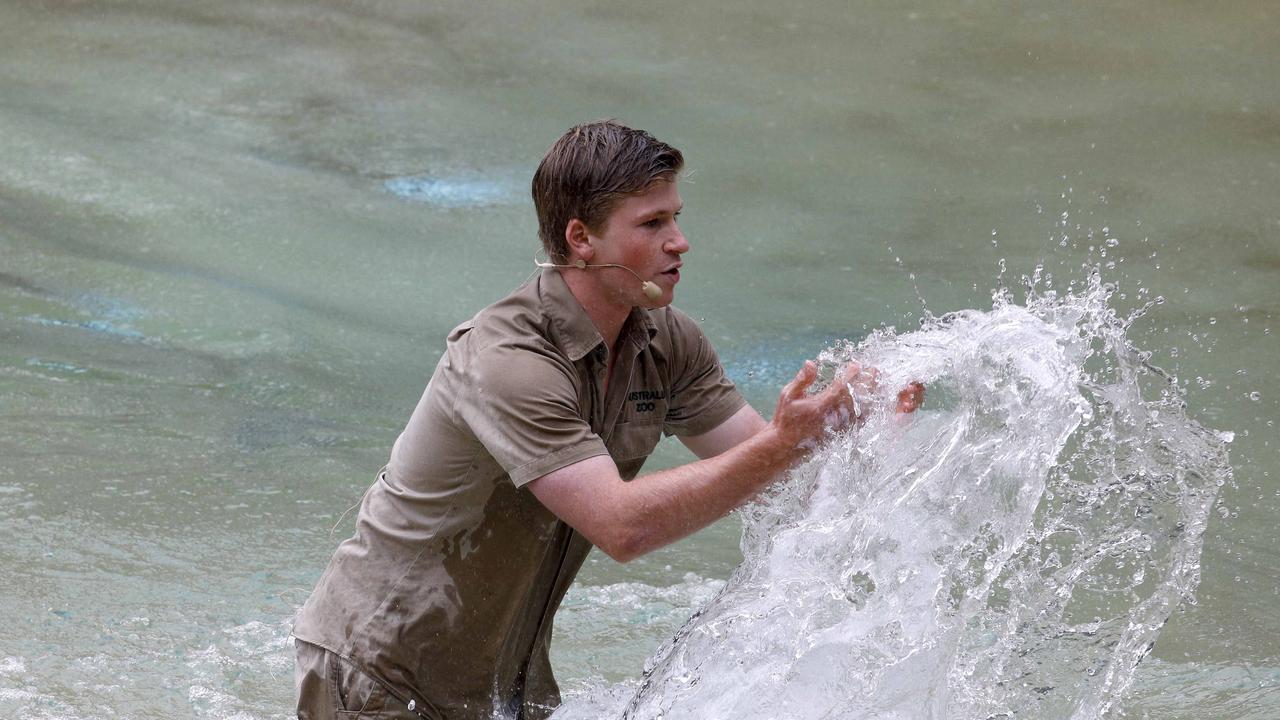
557, 274, 1229, 719
2, 1, 1277, 718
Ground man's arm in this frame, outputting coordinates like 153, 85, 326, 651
679, 404, 768, 459
527, 361, 876, 563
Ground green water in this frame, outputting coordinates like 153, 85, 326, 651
0, 1, 1276, 717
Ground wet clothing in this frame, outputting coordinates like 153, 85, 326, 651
295, 639, 420, 719
293, 268, 745, 719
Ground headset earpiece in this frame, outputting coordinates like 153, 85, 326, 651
534, 252, 663, 303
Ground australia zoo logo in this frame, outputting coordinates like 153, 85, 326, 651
627, 389, 667, 413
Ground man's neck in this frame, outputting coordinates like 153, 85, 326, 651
559, 269, 633, 352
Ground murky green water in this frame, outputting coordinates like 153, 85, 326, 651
1, 1, 1276, 717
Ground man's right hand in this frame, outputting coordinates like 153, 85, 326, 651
769, 361, 879, 457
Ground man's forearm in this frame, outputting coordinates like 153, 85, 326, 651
604, 423, 802, 562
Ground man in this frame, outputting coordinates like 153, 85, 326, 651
293, 120, 922, 719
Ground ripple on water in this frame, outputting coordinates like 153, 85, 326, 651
0, 618, 295, 720
1125, 659, 1280, 720
553, 574, 727, 694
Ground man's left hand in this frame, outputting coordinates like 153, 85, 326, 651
895, 381, 926, 414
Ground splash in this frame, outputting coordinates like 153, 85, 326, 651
555, 272, 1229, 720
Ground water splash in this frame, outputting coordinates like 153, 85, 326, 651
555, 272, 1228, 720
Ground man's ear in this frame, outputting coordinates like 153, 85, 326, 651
565, 218, 594, 262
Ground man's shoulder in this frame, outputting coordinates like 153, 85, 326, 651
436, 279, 583, 394
447, 278, 550, 351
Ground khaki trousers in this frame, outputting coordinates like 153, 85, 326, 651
294, 639, 428, 719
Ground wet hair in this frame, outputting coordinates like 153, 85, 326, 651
532, 120, 684, 263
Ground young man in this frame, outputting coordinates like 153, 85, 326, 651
292, 120, 922, 720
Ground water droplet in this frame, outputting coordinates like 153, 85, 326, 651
1248, 392, 1261, 402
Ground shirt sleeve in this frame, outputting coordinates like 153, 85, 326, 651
661, 309, 747, 438
451, 338, 609, 487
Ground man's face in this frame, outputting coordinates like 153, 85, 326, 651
587, 179, 688, 309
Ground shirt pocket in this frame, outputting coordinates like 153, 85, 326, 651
619, 393, 670, 426
605, 418, 664, 462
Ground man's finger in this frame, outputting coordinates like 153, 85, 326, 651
785, 360, 818, 400
840, 364, 878, 396
862, 367, 880, 394
840, 362, 862, 384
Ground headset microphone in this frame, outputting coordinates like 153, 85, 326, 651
534, 256, 663, 301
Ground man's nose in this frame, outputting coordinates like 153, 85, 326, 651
666, 225, 690, 254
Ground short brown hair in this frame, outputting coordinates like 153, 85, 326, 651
532, 120, 684, 263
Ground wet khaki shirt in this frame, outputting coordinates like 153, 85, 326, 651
293, 268, 745, 719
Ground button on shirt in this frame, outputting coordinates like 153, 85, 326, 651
293, 268, 746, 719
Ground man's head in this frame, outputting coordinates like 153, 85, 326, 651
533, 120, 684, 263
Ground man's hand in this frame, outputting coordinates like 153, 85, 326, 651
770, 362, 926, 456
770, 360, 879, 455
896, 381, 926, 414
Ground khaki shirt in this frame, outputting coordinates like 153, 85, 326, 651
293, 268, 745, 719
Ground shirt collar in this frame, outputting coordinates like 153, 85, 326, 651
539, 268, 657, 362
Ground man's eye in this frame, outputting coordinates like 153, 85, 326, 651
643, 218, 662, 228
